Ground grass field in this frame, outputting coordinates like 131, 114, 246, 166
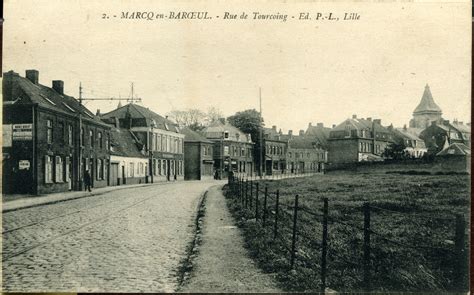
224, 171, 470, 292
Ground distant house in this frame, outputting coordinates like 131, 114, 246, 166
2, 70, 111, 194
262, 126, 288, 175
181, 127, 214, 180
327, 115, 392, 165
420, 120, 471, 154
101, 103, 185, 182
389, 125, 428, 158
109, 127, 149, 186
436, 142, 470, 173
281, 130, 327, 174
201, 119, 254, 178
305, 122, 331, 149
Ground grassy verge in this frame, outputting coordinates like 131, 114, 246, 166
224, 172, 469, 293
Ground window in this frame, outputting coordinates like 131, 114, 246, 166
47, 119, 53, 144
129, 162, 135, 177
224, 145, 229, 156
224, 131, 229, 139
241, 147, 245, 156
163, 160, 167, 175
98, 132, 103, 149
55, 156, 63, 182
105, 134, 110, 150
45, 155, 53, 183
157, 135, 162, 151
90, 130, 94, 147
68, 125, 73, 146
97, 159, 104, 180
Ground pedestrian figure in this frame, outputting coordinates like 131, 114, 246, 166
84, 169, 92, 192
214, 170, 218, 180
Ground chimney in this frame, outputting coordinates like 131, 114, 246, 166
373, 119, 381, 125
96, 109, 101, 116
459, 121, 463, 125
367, 117, 372, 121
332, 124, 336, 128
403, 124, 407, 131
288, 130, 293, 136
352, 114, 357, 119
272, 125, 277, 131
26, 69, 39, 85
52, 80, 64, 95
317, 123, 324, 127
308, 122, 312, 127
299, 130, 304, 136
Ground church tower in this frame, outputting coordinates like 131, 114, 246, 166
409, 84, 443, 129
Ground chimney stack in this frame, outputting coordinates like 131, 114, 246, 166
308, 122, 312, 127
352, 114, 357, 119
332, 124, 336, 128
373, 119, 381, 125
52, 80, 64, 95
288, 130, 293, 136
367, 117, 372, 121
317, 123, 324, 127
403, 124, 407, 131
299, 130, 305, 136
272, 125, 277, 131
96, 109, 101, 116
26, 69, 39, 85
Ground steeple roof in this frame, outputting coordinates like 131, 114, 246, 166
413, 84, 442, 114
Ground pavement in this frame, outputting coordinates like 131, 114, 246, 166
180, 185, 282, 293
2, 180, 225, 292
2, 182, 159, 212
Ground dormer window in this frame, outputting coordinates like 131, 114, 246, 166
164, 123, 169, 131
224, 131, 229, 139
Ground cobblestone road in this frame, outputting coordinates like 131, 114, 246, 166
2, 180, 222, 292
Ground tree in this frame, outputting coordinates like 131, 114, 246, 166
167, 109, 206, 131
383, 142, 408, 160
227, 109, 264, 143
205, 106, 224, 124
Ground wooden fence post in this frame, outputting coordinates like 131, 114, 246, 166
363, 202, 371, 292
290, 194, 299, 269
321, 198, 328, 292
273, 189, 280, 240
255, 182, 259, 220
263, 185, 268, 227
454, 214, 468, 291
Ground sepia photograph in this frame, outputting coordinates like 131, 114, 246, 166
1, 0, 471, 293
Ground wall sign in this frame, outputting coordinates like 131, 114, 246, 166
13, 124, 33, 140
19, 160, 30, 170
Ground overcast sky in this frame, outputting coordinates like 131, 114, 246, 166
3, 0, 471, 132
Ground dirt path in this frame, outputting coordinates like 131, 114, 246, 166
180, 185, 282, 293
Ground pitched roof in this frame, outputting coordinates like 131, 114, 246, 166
4, 71, 108, 127
413, 84, 442, 114
202, 120, 253, 143
305, 125, 331, 147
451, 121, 471, 134
181, 127, 213, 143
332, 118, 389, 133
436, 142, 471, 156
101, 103, 180, 133
109, 127, 147, 158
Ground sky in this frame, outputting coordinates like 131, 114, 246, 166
3, 0, 471, 132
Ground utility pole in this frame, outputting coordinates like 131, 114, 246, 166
259, 87, 263, 179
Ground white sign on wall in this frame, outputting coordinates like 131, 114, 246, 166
19, 160, 30, 170
13, 124, 33, 140
3, 124, 12, 147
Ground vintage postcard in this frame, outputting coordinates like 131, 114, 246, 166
1, 0, 471, 293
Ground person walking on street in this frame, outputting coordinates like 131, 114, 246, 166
84, 169, 92, 192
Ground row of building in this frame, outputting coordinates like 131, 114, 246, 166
2, 70, 470, 195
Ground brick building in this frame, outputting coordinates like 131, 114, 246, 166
181, 127, 214, 180
389, 125, 428, 158
262, 126, 288, 175
420, 120, 471, 154
327, 115, 392, 165
305, 122, 332, 149
281, 130, 327, 173
201, 119, 254, 178
2, 70, 111, 194
108, 127, 149, 186
101, 103, 185, 182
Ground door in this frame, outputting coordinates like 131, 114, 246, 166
110, 163, 118, 186
167, 160, 171, 181
121, 165, 126, 185
66, 157, 72, 190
